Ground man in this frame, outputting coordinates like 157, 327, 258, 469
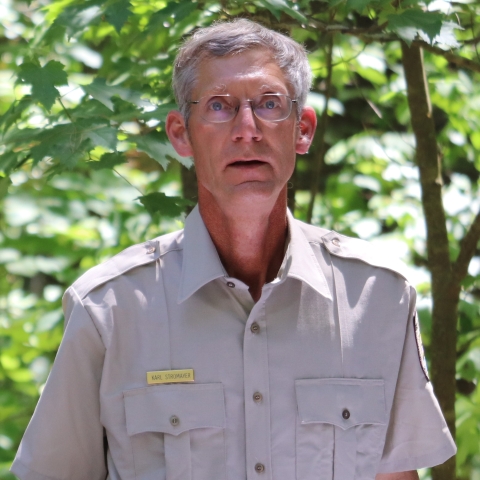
12, 19, 455, 480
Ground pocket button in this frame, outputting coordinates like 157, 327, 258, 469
342, 409, 350, 420
170, 415, 180, 426
253, 392, 263, 403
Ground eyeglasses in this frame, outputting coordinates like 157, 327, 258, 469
189, 94, 297, 123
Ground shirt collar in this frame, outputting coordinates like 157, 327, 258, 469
177, 205, 226, 304
177, 205, 332, 303
282, 209, 332, 300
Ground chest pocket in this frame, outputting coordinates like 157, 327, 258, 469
124, 383, 226, 480
295, 378, 387, 480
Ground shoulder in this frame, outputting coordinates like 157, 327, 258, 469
67, 229, 184, 301
294, 218, 410, 282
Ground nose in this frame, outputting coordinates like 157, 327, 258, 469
231, 102, 262, 143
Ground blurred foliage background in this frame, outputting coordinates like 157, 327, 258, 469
0, 0, 479, 478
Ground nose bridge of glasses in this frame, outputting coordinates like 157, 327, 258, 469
233, 98, 258, 123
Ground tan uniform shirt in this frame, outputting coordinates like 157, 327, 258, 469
11, 206, 456, 480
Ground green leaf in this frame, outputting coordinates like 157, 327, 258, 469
72, 99, 114, 120
139, 104, 178, 123
0, 97, 33, 133
0, 152, 23, 175
133, 132, 174, 169
89, 152, 125, 170
2, 127, 42, 145
30, 124, 92, 168
346, 0, 371, 13
147, 2, 198, 31
82, 78, 152, 111
83, 124, 118, 150
255, 0, 308, 23
0, 177, 11, 199
326, 0, 346, 7
53, 2, 103, 38
435, 21, 462, 48
387, 10, 443, 44
105, 0, 132, 33
17, 61, 68, 111
137, 192, 193, 217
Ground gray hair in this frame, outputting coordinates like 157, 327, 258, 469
172, 18, 312, 121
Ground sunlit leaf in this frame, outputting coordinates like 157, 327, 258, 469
387, 10, 443, 44
82, 78, 152, 111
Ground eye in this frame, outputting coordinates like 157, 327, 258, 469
256, 95, 282, 110
211, 101, 223, 111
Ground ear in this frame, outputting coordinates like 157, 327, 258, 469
295, 106, 317, 155
166, 110, 194, 157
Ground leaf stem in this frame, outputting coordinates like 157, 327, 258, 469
58, 98, 74, 122
113, 167, 144, 195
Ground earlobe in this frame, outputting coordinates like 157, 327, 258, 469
166, 110, 194, 157
295, 106, 317, 155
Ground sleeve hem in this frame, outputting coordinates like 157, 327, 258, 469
377, 441, 457, 474
10, 458, 63, 480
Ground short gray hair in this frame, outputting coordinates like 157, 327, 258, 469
172, 19, 312, 121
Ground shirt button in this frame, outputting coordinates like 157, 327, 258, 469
253, 392, 263, 403
250, 322, 260, 334
255, 463, 265, 473
226, 281, 235, 288
342, 409, 350, 420
146, 246, 156, 254
332, 238, 340, 247
170, 415, 180, 426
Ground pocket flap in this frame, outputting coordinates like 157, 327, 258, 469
124, 383, 226, 436
295, 378, 386, 430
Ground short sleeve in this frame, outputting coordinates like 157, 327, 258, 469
377, 309, 457, 473
10, 288, 107, 480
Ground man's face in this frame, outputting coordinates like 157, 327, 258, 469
168, 49, 315, 214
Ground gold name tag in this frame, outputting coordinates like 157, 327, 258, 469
147, 369, 194, 385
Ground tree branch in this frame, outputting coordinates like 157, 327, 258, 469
401, 42, 451, 276
452, 210, 480, 285
414, 40, 480, 73
306, 34, 334, 224
238, 9, 480, 73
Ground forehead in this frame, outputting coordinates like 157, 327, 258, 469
193, 48, 290, 96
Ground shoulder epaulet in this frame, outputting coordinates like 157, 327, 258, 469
69, 230, 183, 300
320, 230, 411, 282
295, 219, 410, 283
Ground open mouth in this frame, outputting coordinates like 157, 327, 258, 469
229, 160, 266, 167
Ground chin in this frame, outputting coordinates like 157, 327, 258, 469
222, 185, 282, 213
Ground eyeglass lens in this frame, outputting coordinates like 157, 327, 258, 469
196, 94, 293, 123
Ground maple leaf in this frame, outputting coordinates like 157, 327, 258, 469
17, 61, 68, 111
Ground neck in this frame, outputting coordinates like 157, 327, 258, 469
198, 188, 288, 302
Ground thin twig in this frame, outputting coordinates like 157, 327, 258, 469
112, 167, 144, 195
58, 98, 74, 122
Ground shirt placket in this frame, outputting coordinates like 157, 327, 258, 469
243, 286, 273, 480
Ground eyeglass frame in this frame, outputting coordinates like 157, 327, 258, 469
187, 93, 298, 123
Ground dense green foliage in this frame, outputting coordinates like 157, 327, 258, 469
0, 0, 479, 478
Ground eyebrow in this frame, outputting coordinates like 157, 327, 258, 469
210, 84, 227, 94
